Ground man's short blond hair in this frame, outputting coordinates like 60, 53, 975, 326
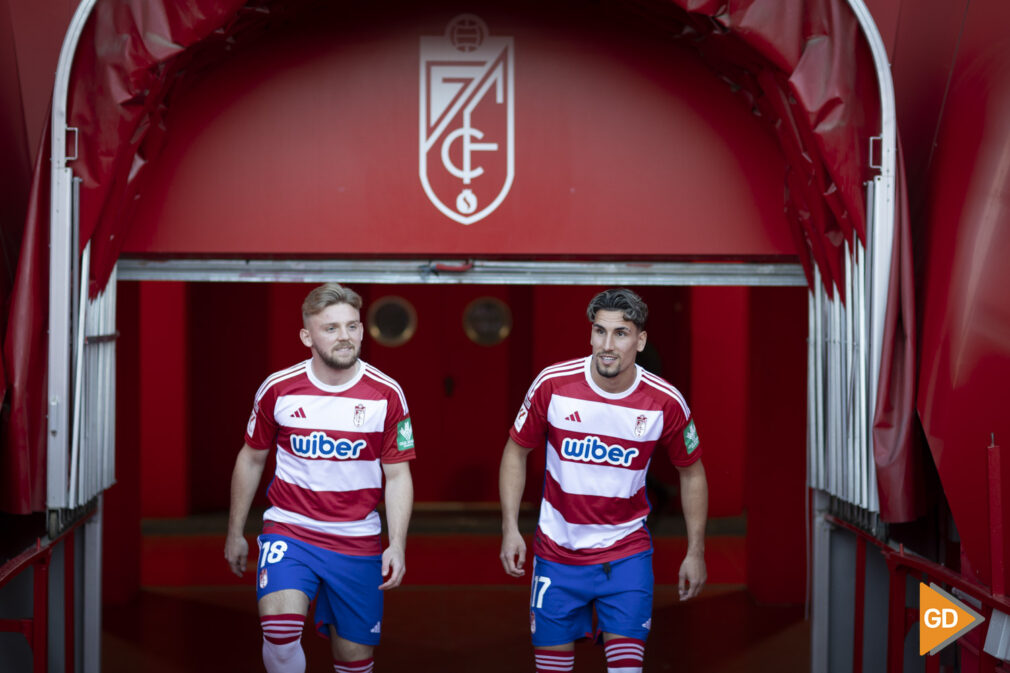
302, 283, 363, 322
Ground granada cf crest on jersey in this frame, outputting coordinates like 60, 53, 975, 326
353, 403, 366, 427
634, 414, 648, 438
419, 14, 514, 225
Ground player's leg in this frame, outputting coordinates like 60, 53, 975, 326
260, 590, 311, 673
530, 557, 593, 673
601, 633, 646, 673
328, 627, 375, 673
593, 551, 654, 673
315, 550, 383, 672
256, 535, 320, 673
534, 643, 575, 673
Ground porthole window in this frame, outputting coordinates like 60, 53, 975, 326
367, 296, 417, 347
463, 297, 512, 346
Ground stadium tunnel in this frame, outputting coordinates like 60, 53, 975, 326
1, 0, 907, 670
104, 0, 813, 604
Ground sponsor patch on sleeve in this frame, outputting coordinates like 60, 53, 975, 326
246, 409, 257, 436
683, 419, 699, 454
513, 404, 529, 432
397, 417, 414, 451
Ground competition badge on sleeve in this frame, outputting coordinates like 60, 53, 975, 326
513, 405, 529, 432
419, 14, 514, 225
684, 419, 699, 454
397, 418, 415, 451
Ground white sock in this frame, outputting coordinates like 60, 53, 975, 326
605, 637, 645, 673
261, 614, 306, 673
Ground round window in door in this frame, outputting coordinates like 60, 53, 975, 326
367, 296, 417, 347
463, 297, 512, 346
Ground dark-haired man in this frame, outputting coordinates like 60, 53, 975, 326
225, 282, 414, 673
499, 288, 708, 673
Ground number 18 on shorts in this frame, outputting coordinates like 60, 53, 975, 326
255, 534, 385, 646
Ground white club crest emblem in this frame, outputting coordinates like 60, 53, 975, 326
353, 403, 366, 428
419, 14, 515, 225
634, 414, 648, 438
259, 569, 268, 589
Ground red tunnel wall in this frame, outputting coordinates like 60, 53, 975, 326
103, 0, 807, 606
117, 1, 793, 259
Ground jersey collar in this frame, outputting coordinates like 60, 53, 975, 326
582, 355, 641, 400
305, 358, 366, 393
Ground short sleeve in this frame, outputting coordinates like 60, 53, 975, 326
509, 372, 551, 449
381, 393, 415, 463
244, 385, 278, 450
663, 410, 701, 467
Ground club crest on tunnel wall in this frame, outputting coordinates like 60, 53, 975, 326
419, 15, 514, 225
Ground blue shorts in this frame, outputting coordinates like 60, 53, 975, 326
529, 551, 654, 647
255, 534, 384, 646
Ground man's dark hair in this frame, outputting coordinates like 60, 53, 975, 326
586, 288, 648, 331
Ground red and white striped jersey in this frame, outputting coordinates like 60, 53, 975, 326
245, 359, 415, 555
510, 356, 700, 565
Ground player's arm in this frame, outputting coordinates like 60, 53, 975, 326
224, 443, 269, 577
379, 460, 413, 590
499, 437, 534, 578
676, 458, 708, 600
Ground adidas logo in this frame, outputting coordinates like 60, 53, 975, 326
290, 408, 307, 419
564, 411, 582, 423
370, 621, 381, 634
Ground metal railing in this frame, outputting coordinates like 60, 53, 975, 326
69, 262, 117, 509
807, 234, 878, 514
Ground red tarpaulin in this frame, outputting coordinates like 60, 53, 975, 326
871, 144, 922, 522
0, 0, 915, 519
1, 0, 245, 513
913, 7, 1010, 585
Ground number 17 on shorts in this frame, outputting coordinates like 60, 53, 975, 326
531, 574, 552, 609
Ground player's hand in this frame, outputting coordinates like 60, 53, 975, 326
678, 551, 707, 601
379, 545, 405, 590
224, 534, 249, 577
500, 529, 527, 578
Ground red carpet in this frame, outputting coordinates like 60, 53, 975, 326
142, 534, 746, 586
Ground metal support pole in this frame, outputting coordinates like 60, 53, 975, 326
68, 243, 91, 508
846, 0, 897, 472
811, 491, 832, 673
82, 497, 103, 673
990, 436, 1005, 598
32, 554, 49, 673
885, 556, 906, 673
64, 531, 75, 673
853, 534, 866, 673
47, 0, 98, 517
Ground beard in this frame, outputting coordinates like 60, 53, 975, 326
318, 342, 359, 370
594, 353, 620, 378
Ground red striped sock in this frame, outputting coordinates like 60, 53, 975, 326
333, 658, 374, 673
261, 613, 305, 644
261, 614, 306, 673
604, 637, 645, 672
534, 649, 575, 672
